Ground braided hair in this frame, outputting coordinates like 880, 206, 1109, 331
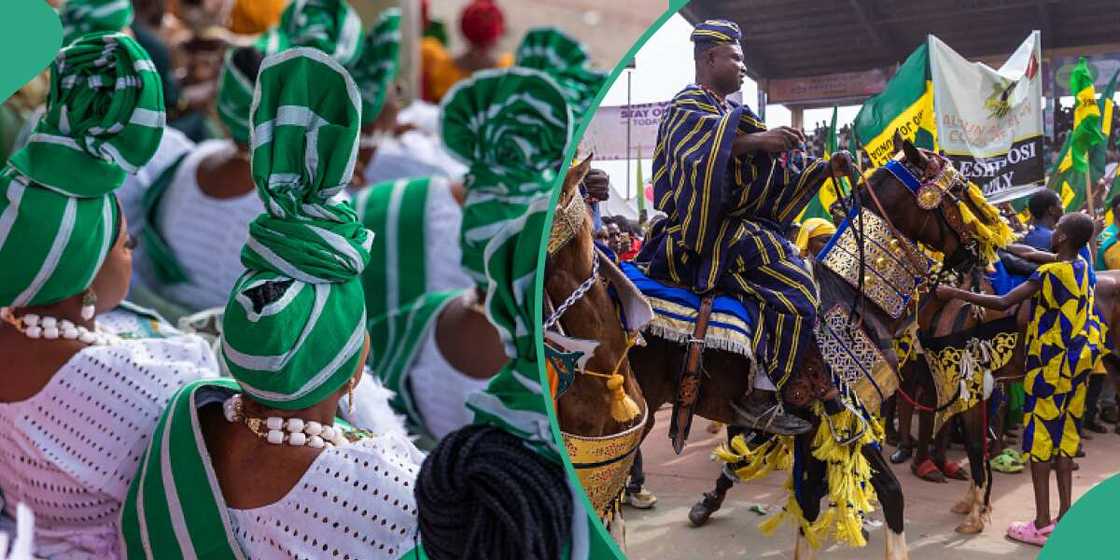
415, 425, 572, 559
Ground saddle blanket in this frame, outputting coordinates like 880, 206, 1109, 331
619, 262, 755, 359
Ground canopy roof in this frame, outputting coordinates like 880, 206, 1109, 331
681, 0, 1119, 81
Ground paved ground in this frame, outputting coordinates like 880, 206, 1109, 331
621, 407, 1120, 559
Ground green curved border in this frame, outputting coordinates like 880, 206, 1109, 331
0, 0, 60, 103
1039, 472, 1120, 557
533, 1, 690, 558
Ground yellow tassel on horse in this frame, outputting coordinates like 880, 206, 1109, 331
606, 374, 641, 423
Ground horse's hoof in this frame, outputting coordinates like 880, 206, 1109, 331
687, 492, 723, 527
954, 518, 985, 534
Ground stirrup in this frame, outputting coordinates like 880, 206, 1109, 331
823, 401, 868, 446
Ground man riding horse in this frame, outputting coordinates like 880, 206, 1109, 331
636, 19, 850, 435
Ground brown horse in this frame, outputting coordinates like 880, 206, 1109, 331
543, 156, 651, 546
894, 268, 1027, 534
631, 136, 995, 560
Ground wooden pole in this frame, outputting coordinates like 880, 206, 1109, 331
1087, 170, 1098, 265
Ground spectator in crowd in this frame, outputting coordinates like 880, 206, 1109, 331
420, 0, 513, 102
582, 167, 611, 231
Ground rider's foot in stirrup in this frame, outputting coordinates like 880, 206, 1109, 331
730, 390, 812, 436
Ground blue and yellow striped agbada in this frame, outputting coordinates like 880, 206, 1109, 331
635, 85, 826, 390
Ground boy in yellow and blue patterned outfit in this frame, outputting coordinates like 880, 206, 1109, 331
936, 212, 1101, 548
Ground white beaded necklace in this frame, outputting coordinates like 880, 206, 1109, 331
0, 308, 119, 346
223, 394, 349, 448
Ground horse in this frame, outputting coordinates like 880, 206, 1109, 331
542, 156, 653, 547
628, 135, 1002, 560
893, 267, 1027, 534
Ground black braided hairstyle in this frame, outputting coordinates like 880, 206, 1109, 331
415, 425, 572, 559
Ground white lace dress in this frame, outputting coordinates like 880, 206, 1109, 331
409, 319, 490, 440
133, 138, 264, 312
0, 335, 218, 558
217, 379, 423, 560
226, 436, 423, 560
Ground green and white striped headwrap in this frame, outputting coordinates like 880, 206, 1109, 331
348, 8, 401, 126
514, 28, 608, 121
0, 32, 163, 307
220, 47, 373, 410
60, 0, 134, 44
436, 68, 604, 558
257, 0, 365, 66
216, 48, 259, 145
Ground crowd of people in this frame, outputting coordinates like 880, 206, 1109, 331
0, 0, 612, 559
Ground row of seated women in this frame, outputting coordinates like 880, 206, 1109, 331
0, 32, 424, 560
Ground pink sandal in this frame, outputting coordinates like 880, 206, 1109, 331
1006, 520, 1054, 546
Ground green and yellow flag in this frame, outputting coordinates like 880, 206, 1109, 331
1071, 58, 1106, 173
798, 106, 848, 222
1055, 61, 1114, 213
853, 43, 938, 167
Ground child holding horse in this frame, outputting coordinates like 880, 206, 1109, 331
936, 212, 1102, 547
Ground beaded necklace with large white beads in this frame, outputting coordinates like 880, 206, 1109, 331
0, 308, 120, 346
222, 393, 354, 449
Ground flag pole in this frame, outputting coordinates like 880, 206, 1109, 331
1087, 170, 1098, 264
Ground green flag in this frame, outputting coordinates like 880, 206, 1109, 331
1070, 58, 1106, 173
1091, 68, 1118, 183
798, 106, 848, 222
853, 43, 938, 167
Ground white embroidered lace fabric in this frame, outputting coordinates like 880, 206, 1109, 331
408, 316, 490, 440
423, 177, 473, 294
117, 127, 195, 241
134, 138, 264, 312
227, 435, 423, 560
0, 336, 218, 559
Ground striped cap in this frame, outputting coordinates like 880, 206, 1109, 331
221, 47, 373, 410
60, 0, 134, 44
690, 19, 741, 45
0, 32, 163, 307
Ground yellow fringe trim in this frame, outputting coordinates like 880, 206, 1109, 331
807, 402, 880, 548
957, 181, 1015, 264
714, 404, 884, 550
712, 433, 793, 482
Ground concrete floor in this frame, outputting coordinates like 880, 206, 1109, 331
621, 407, 1120, 559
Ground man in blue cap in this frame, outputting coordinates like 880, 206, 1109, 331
636, 19, 850, 435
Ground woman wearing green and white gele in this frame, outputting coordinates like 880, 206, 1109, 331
357, 27, 607, 446
412, 63, 617, 559
119, 48, 422, 560
0, 33, 219, 559
132, 45, 266, 316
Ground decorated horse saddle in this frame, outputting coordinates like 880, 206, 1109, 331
618, 261, 755, 360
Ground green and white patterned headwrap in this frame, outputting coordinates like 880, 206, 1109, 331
216, 48, 259, 145
514, 28, 608, 122
435, 67, 606, 558
258, 0, 365, 66
348, 8, 401, 126
0, 32, 164, 307
220, 47, 373, 410
60, 0, 134, 44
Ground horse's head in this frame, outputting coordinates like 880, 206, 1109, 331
860, 133, 1013, 273
547, 154, 595, 265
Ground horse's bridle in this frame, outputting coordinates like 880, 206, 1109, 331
543, 191, 600, 330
